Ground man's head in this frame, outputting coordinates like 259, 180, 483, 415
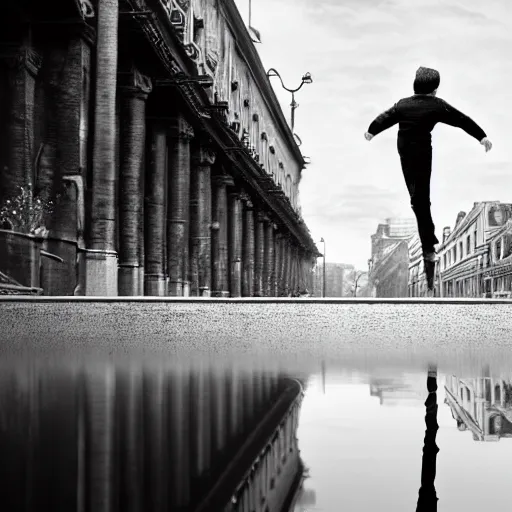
414, 66, 440, 95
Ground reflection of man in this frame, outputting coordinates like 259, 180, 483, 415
416, 365, 439, 511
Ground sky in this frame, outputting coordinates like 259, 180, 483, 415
234, 0, 512, 269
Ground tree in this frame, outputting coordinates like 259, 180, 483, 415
344, 270, 368, 297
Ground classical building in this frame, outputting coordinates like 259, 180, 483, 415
0, 0, 320, 297
437, 202, 512, 298
482, 218, 512, 298
368, 218, 416, 298
445, 373, 512, 442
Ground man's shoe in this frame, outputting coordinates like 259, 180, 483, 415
424, 258, 435, 290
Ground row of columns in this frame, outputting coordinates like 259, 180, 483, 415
0, 362, 281, 511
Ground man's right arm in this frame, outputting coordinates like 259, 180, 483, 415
438, 99, 487, 142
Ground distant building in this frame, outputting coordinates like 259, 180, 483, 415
368, 218, 416, 297
369, 374, 427, 406
312, 262, 354, 297
437, 202, 512, 297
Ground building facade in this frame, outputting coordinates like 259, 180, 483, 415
482, 218, 512, 298
436, 202, 512, 298
0, 0, 319, 297
368, 218, 416, 298
311, 262, 354, 297
445, 373, 512, 442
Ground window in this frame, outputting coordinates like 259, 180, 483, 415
459, 241, 464, 259
474, 229, 477, 250
452, 247, 456, 262
466, 235, 471, 255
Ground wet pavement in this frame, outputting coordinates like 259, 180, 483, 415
1, 298, 512, 511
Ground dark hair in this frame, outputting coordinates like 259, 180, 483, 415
413, 67, 440, 94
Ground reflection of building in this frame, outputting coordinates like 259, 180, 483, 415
0, 362, 306, 511
369, 375, 426, 406
312, 262, 354, 297
368, 218, 416, 298
0, 0, 319, 297
444, 374, 512, 441
436, 202, 512, 298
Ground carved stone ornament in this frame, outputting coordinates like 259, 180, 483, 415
231, 80, 239, 92
78, 0, 95, 18
279, 161, 284, 169
193, 145, 216, 167
1, 46, 42, 77
261, 132, 268, 141
269, 145, 275, 154
243, 98, 250, 108
133, 68, 153, 94
169, 118, 194, 141
252, 113, 259, 122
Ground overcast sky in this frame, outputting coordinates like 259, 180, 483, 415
234, 0, 512, 269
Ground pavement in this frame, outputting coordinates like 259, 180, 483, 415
1, 297, 512, 374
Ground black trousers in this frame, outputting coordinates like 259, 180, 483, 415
398, 140, 439, 255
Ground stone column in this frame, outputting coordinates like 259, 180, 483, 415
228, 187, 243, 297
283, 238, 291, 296
254, 211, 266, 297
118, 71, 152, 295
211, 173, 233, 297
241, 194, 255, 297
274, 232, 282, 297
190, 142, 215, 297
0, 45, 41, 200
144, 123, 167, 296
86, 0, 120, 295
167, 117, 194, 296
168, 369, 191, 509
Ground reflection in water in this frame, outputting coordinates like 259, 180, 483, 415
0, 360, 306, 511
416, 365, 439, 512
444, 368, 512, 441
294, 363, 512, 511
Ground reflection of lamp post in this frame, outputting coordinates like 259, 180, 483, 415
266, 68, 313, 132
320, 237, 326, 297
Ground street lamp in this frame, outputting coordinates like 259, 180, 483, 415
320, 237, 326, 298
266, 68, 313, 132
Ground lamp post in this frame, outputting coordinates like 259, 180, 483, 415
320, 237, 326, 298
266, 68, 313, 132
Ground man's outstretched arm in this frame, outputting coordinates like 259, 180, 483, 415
439, 100, 487, 141
366, 104, 400, 138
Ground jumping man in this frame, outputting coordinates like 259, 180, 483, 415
364, 66, 492, 291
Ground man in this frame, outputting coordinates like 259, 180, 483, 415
365, 66, 492, 291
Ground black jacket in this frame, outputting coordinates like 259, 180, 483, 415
368, 95, 486, 146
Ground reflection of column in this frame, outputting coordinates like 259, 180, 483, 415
228, 367, 243, 441
86, 0, 120, 295
190, 143, 215, 296
242, 194, 255, 297
169, 370, 191, 509
228, 188, 243, 297
167, 118, 194, 296
144, 123, 167, 296
211, 371, 228, 466
211, 173, 233, 297
143, 365, 169, 510
254, 211, 266, 296
83, 364, 116, 512
117, 366, 143, 512
242, 371, 254, 432
118, 73, 151, 295
190, 366, 212, 491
